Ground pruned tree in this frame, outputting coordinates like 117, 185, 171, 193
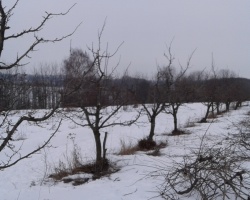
160, 45, 195, 134
0, 0, 78, 170
198, 74, 218, 122
232, 78, 250, 110
63, 25, 138, 174
140, 73, 166, 142
217, 69, 237, 112
199, 61, 222, 123
158, 142, 250, 199
157, 122, 250, 199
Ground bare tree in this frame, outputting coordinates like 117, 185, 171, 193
232, 78, 250, 110
63, 25, 138, 174
199, 62, 223, 123
217, 69, 237, 112
199, 74, 218, 122
140, 73, 166, 142
0, 0, 78, 170
160, 45, 195, 134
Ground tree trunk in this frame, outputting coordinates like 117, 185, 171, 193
226, 102, 230, 112
211, 102, 214, 117
93, 130, 102, 171
201, 103, 211, 123
235, 101, 241, 110
216, 102, 220, 114
173, 111, 178, 132
148, 115, 156, 141
172, 104, 180, 133
102, 132, 108, 160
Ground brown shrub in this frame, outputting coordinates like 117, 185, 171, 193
118, 140, 139, 155
138, 139, 156, 150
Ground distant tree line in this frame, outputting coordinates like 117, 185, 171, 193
0, 71, 62, 111
1, 56, 250, 112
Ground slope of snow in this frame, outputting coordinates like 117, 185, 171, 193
1, 103, 249, 200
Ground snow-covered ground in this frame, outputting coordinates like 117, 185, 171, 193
1, 103, 249, 200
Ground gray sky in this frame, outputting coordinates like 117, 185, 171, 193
4, 0, 250, 78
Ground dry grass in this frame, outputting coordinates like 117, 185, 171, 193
49, 144, 84, 181
50, 135, 84, 177
49, 161, 70, 181
49, 158, 118, 184
118, 140, 139, 155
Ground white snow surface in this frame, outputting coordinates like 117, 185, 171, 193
1, 103, 249, 200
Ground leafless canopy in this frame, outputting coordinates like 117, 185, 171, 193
0, 0, 79, 170
0, 0, 80, 69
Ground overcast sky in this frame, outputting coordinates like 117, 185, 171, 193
3, 0, 250, 78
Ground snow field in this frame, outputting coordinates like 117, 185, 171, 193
1, 103, 249, 200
